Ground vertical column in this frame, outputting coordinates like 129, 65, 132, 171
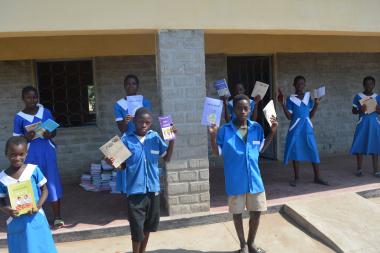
156, 30, 210, 215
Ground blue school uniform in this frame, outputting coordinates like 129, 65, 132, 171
350, 93, 380, 155
119, 130, 168, 195
227, 99, 255, 121
284, 92, 320, 164
216, 120, 265, 196
13, 105, 62, 202
0, 164, 57, 253
114, 96, 152, 193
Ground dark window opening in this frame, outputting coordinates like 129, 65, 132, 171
36, 60, 96, 127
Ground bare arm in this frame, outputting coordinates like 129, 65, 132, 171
37, 184, 48, 209
251, 95, 261, 122
309, 98, 320, 119
260, 117, 278, 153
208, 124, 219, 156
280, 103, 292, 120
222, 97, 231, 123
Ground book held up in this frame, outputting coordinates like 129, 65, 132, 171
251, 81, 269, 100
24, 119, 60, 139
8, 180, 37, 216
359, 96, 377, 114
201, 97, 223, 127
159, 115, 176, 141
126, 95, 144, 117
99, 136, 132, 168
213, 79, 231, 98
313, 86, 326, 99
263, 100, 277, 127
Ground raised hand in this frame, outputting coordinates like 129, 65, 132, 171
253, 95, 262, 103
361, 104, 367, 113
277, 88, 285, 105
124, 115, 133, 124
208, 123, 218, 137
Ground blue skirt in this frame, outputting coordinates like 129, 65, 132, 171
350, 114, 380, 155
25, 139, 63, 202
284, 118, 320, 164
7, 210, 57, 253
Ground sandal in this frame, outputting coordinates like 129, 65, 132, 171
355, 169, 363, 177
237, 245, 249, 253
53, 218, 65, 229
289, 179, 298, 187
249, 245, 266, 253
374, 171, 380, 178
314, 178, 329, 186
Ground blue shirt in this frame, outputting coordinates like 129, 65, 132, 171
121, 130, 168, 195
114, 97, 152, 134
217, 120, 265, 196
227, 99, 255, 121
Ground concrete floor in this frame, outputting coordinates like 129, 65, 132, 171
51, 213, 333, 253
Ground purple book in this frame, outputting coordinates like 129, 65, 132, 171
159, 115, 175, 141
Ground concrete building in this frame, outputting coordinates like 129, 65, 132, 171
1, 0, 380, 215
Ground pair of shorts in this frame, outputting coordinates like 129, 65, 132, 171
127, 192, 160, 242
228, 192, 267, 214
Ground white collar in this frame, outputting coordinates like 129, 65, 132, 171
17, 104, 44, 123
358, 93, 377, 99
0, 164, 37, 187
289, 92, 310, 107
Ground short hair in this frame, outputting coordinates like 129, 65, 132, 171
22, 86, 38, 99
232, 94, 250, 108
363, 76, 375, 85
293, 75, 306, 85
5, 136, 27, 155
124, 74, 139, 86
134, 107, 152, 119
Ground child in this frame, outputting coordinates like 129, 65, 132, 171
0, 136, 57, 253
209, 94, 277, 253
278, 76, 328, 187
13, 86, 64, 228
350, 76, 380, 177
114, 74, 152, 134
222, 83, 261, 122
107, 108, 176, 253
114, 74, 153, 194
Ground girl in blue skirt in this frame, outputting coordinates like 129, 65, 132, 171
350, 76, 380, 177
278, 76, 328, 187
0, 136, 57, 253
13, 86, 63, 228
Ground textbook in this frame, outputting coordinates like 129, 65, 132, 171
251, 81, 269, 99
8, 180, 37, 216
263, 100, 277, 127
359, 96, 377, 114
313, 86, 326, 99
213, 79, 231, 98
159, 115, 176, 141
201, 97, 223, 127
99, 136, 132, 168
25, 119, 59, 139
126, 95, 144, 117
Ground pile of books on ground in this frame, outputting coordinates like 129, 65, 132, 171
79, 161, 118, 193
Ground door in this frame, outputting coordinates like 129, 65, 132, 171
227, 56, 276, 159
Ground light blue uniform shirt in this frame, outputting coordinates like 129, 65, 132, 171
121, 130, 168, 196
114, 96, 152, 134
217, 120, 265, 196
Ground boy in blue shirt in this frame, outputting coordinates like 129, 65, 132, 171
209, 94, 278, 253
107, 107, 176, 253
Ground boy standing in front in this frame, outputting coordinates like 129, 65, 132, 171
108, 107, 176, 253
209, 94, 277, 253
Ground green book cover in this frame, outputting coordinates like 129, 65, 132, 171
8, 180, 37, 216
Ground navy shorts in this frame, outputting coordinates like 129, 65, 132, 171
127, 192, 160, 242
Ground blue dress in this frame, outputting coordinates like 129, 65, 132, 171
0, 164, 57, 253
284, 92, 320, 164
113, 96, 152, 193
13, 105, 63, 202
350, 93, 380, 155
227, 99, 255, 121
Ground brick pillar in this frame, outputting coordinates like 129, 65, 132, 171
156, 30, 210, 215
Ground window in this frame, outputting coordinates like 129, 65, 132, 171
36, 60, 96, 127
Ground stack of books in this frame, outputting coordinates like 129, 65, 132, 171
90, 163, 102, 191
109, 171, 119, 194
79, 174, 92, 191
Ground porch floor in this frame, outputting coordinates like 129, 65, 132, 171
0, 155, 379, 242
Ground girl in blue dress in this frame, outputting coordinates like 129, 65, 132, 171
0, 136, 57, 253
13, 86, 63, 228
114, 74, 152, 193
222, 82, 260, 122
350, 76, 380, 177
278, 76, 328, 187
